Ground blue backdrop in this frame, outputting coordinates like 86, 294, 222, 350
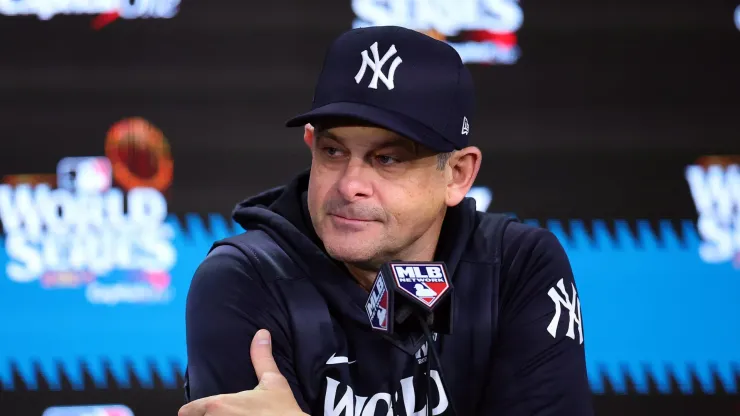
1, 215, 738, 395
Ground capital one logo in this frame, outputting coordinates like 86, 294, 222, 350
546, 278, 583, 344
0, 0, 180, 28
355, 42, 403, 90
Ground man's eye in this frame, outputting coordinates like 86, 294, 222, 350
323, 147, 341, 157
376, 155, 399, 165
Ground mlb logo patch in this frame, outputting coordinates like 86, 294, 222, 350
57, 156, 113, 193
391, 263, 450, 309
365, 271, 389, 332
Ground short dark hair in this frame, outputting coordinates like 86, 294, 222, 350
436, 152, 453, 170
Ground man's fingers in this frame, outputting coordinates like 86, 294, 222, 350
250, 329, 282, 383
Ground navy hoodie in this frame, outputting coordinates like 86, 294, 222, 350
184, 170, 593, 415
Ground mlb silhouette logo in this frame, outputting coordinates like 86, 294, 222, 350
391, 263, 450, 309
57, 156, 113, 194
365, 272, 390, 332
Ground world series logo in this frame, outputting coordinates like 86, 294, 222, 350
0, 117, 177, 305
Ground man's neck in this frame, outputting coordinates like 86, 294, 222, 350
343, 264, 382, 292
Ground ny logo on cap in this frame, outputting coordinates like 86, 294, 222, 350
355, 42, 403, 91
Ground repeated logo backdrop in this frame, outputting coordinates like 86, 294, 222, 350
1, 0, 739, 415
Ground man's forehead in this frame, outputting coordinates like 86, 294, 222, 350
314, 120, 423, 152
317, 128, 408, 145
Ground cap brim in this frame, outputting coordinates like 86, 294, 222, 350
285, 102, 456, 153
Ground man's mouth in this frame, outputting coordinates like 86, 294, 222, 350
330, 214, 375, 223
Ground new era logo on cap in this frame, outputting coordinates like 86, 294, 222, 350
285, 26, 475, 153
461, 116, 469, 135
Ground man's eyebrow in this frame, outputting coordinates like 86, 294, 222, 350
379, 137, 418, 155
315, 129, 343, 144
315, 130, 418, 155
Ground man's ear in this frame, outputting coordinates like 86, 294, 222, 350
303, 124, 315, 148
445, 146, 482, 207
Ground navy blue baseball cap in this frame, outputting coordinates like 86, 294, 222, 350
285, 25, 475, 153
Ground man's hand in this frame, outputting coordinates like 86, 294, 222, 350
178, 329, 307, 416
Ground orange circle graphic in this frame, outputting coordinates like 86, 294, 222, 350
104, 117, 174, 192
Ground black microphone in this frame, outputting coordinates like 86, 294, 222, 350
365, 261, 458, 416
365, 261, 454, 346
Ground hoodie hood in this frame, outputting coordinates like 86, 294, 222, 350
231, 168, 480, 330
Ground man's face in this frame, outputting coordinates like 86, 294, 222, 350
307, 125, 448, 269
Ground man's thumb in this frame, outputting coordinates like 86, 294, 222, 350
251, 329, 283, 382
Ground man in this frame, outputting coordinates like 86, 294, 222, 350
180, 25, 593, 416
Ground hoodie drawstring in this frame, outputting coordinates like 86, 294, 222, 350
425, 347, 433, 415
419, 316, 457, 416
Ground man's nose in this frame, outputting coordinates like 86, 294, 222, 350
336, 158, 373, 201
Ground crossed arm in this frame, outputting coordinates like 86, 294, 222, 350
181, 245, 309, 415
